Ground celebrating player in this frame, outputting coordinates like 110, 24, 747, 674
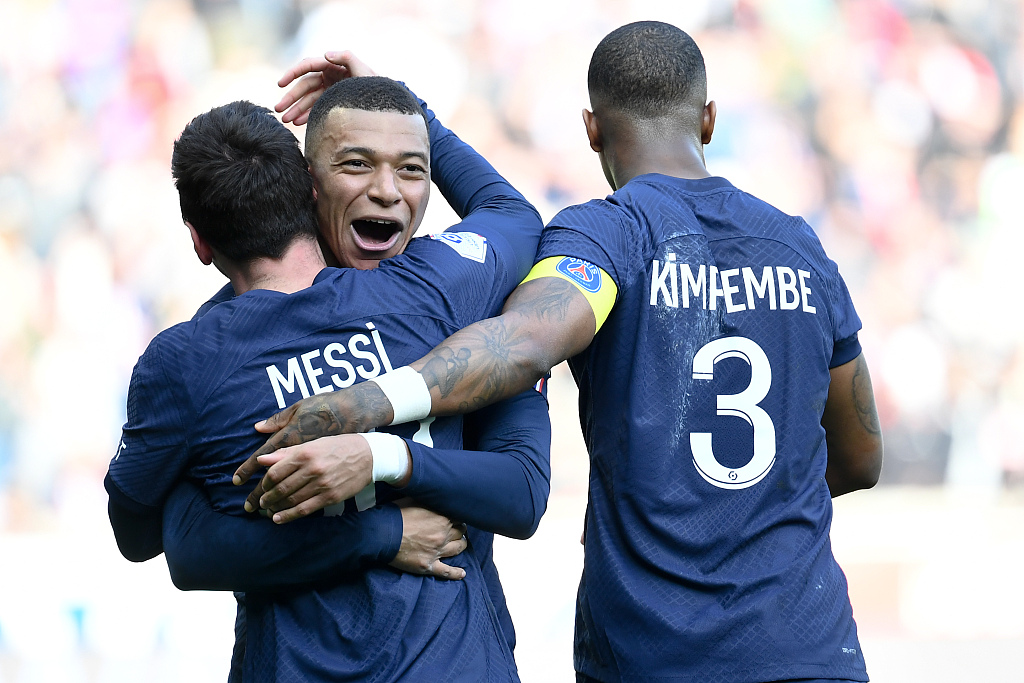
106, 69, 549, 681
243, 22, 885, 683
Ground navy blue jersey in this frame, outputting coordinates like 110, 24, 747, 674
106, 89, 544, 682
107, 237, 530, 681
537, 174, 867, 683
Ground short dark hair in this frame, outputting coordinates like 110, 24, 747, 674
305, 77, 428, 159
588, 21, 707, 119
171, 100, 318, 263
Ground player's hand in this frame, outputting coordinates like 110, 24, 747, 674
390, 505, 468, 580
232, 381, 395, 488
240, 434, 375, 523
275, 50, 377, 125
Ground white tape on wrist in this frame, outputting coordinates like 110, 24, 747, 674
362, 432, 410, 484
368, 366, 432, 425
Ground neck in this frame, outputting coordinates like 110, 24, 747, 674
604, 118, 710, 190
224, 238, 327, 295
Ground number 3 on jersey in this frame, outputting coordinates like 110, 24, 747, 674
690, 336, 776, 490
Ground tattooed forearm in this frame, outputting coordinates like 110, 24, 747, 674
851, 354, 881, 435
420, 346, 472, 397
413, 277, 597, 414
419, 316, 542, 408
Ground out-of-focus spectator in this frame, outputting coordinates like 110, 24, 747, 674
2, 1, 1024, 679
3, 0, 1024, 529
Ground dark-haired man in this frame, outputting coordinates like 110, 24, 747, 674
246, 22, 884, 683
106, 71, 548, 681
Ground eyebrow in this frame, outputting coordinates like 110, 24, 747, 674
338, 146, 429, 163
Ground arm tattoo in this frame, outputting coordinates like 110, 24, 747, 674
851, 354, 881, 435
417, 277, 586, 411
279, 382, 392, 446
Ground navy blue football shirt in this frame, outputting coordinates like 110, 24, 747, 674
537, 174, 868, 683
106, 95, 544, 681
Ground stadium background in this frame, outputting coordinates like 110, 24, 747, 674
1, 0, 1022, 680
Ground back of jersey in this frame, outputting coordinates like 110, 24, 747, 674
541, 174, 867, 683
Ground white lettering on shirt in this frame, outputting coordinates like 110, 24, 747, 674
649, 262, 817, 316
265, 322, 396, 409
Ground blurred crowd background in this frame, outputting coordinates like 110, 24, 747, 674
1, 0, 1023, 681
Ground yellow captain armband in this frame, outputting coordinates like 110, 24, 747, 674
522, 257, 618, 332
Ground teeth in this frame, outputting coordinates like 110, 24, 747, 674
364, 219, 395, 225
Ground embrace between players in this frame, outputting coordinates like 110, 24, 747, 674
106, 21, 883, 683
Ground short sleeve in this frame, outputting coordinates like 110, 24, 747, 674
105, 334, 192, 513
536, 200, 635, 291
824, 259, 863, 368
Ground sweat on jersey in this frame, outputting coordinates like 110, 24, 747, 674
538, 174, 868, 683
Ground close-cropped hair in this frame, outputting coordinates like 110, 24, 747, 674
171, 100, 319, 263
588, 21, 707, 119
304, 76, 428, 158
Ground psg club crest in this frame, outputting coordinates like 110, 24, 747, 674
556, 257, 602, 293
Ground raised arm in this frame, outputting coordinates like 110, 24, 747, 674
821, 352, 883, 496
276, 51, 541, 281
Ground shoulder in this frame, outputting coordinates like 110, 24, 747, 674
548, 197, 627, 232
145, 321, 194, 363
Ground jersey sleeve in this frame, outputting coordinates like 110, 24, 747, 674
400, 388, 551, 539
162, 479, 404, 592
411, 89, 544, 305
105, 334, 193, 514
536, 199, 638, 293
822, 257, 863, 368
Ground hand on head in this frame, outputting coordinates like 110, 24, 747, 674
276, 51, 377, 125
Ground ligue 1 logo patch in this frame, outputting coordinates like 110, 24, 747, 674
556, 257, 601, 293
429, 231, 488, 263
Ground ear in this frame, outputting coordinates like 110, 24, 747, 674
583, 109, 603, 153
701, 100, 717, 146
187, 222, 214, 266
309, 164, 318, 202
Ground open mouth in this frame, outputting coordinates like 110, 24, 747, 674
351, 218, 402, 253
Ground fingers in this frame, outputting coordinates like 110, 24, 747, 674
427, 560, 466, 581
275, 72, 322, 114
438, 536, 468, 560
254, 404, 297, 433
243, 478, 266, 514
281, 89, 326, 126
324, 51, 376, 78
277, 56, 338, 89
233, 428, 289, 485
240, 450, 299, 512
249, 449, 309, 510
268, 493, 331, 524
277, 73, 329, 122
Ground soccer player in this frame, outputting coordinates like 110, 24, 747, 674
244, 22, 885, 683
106, 75, 548, 681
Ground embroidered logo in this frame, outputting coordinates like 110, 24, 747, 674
556, 257, 602, 293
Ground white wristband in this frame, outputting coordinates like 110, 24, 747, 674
362, 432, 411, 484
368, 366, 432, 425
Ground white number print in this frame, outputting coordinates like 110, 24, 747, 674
689, 336, 777, 490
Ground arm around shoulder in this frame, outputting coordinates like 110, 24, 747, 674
821, 352, 883, 497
